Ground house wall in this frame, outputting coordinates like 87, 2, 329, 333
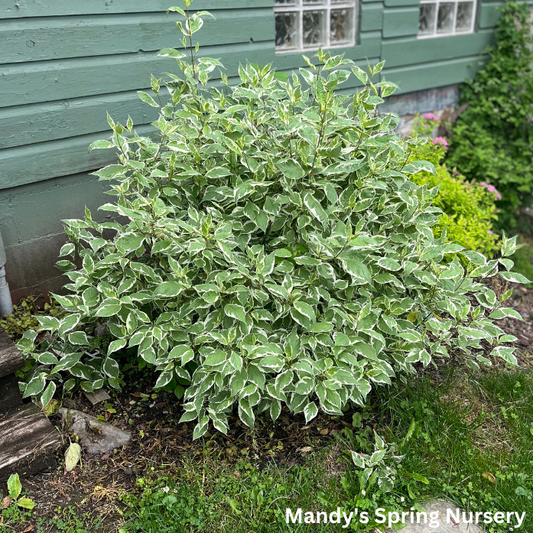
0, 0, 519, 298
380, 0, 506, 93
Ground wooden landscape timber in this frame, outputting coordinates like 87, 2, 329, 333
0, 328, 61, 483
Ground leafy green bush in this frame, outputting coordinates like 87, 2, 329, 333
17, 1, 527, 438
408, 116, 499, 256
445, 1, 533, 231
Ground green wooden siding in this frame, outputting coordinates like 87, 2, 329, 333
0, 0, 384, 190
379, 0, 533, 95
0, 44, 274, 108
0, 93, 157, 151
361, 2, 386, 31
0, 0, 529, 192
382, 7, 420, 38
479, 1, 505, 29
381, 30, 493, 68
2, 1, 275, 18
1, 10, 274, 64
383, 56, 485, 93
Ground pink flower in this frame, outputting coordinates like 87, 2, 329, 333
423, 113, 439, 122
433, 137, 448, 148
479, 182, 501, 198
488, 230, 494, 235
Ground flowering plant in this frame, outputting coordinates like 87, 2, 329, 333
433, 137, 448, 149
479, 182, 502, 201
414, 113, 440, 137
423, 113, 439, 122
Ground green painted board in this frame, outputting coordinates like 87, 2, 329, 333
2, 9, 382, 66
0, 92, 159, 151
361, 2, 384, 32
382, 7, 420, 38
381, 30, 493, 68
479, 2, 503, 29
0, 41, 276, 109
385, 0, 420, 7
3, 0, 274, 18
0, 71, 242, 150
0, 33, 384, 110
383, 55, 486, 94
272, 31, 381, 71
1, 10, 274, 64
0, 128, 152, 190
0, 173, 111, 245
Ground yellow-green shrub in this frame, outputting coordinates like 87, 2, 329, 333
409, 131, 499, 256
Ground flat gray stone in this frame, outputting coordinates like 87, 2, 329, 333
83, 389, 111, 406
385, 500, 488, 532
59, 408, 130, 455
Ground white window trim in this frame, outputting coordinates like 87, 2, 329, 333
274, 1, 358, 54
418, 0, 477, 39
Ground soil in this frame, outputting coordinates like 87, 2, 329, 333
493, 282, 533, 367
2, 283, 533, 533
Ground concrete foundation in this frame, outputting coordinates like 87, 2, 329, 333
0, 171, 113, 302
381, 84, 460, 137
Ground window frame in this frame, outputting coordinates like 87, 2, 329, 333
274, 0, 358, 54
417, 0, 477, 39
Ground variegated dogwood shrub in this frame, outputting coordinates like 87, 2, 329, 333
17, 2, 528, 439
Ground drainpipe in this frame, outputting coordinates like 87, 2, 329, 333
0, 231, 13, 316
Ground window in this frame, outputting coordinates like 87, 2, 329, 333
418, 0, 476, 37
274, 0, 357, 53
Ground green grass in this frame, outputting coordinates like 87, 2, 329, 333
119, 366, 533, 533
372, 365, 533, 533
118, 454, 348, 533
35, 506, 99, 533
117, 441, 426, 533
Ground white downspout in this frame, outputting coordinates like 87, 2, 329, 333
0, 231, 13, 316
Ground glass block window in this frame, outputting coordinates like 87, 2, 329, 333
418, 0, 476, 37
275, 0, 357, 53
